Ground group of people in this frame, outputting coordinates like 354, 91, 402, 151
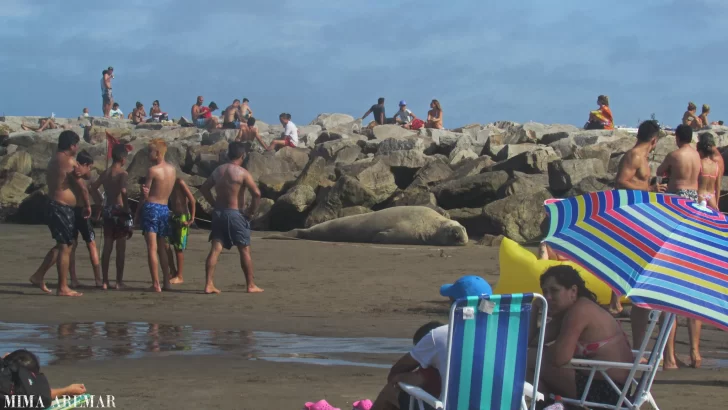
682, 102, 722, 131
361, 98, 444, 130
29, 129, 265, 297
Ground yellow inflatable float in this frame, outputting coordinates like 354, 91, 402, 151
493, 237, 629, 306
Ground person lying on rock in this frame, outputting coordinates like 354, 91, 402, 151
21, 117, 70, 132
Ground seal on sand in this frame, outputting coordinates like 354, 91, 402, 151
263, 206, 468, 246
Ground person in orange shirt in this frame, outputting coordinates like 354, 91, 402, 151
586, 95, 614, 130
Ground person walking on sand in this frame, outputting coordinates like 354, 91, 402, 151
198, 141, 263, 294
608, 120, 665, 322
91, 144, 134, 290
135, 138, 176, 293
29, 131, 92, 297
656, 123, 704, 369
167, 177, 196, 285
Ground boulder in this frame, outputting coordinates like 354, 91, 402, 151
376, 136, 428, 156
372, 125, 417, 140
332, 145, 362, 165
390, 185, 438, 208
202, 129, 237, 145
448, 208, 489, 237
447, 156, 495, 181
269, 185, 317, 231
548, 158, 607, 192
495, 144, 543, 161
303, 174, 384, 228
409, 159, 453, 188
0, 151, 32, 176
499, 172, 549, 198
548, 138, 578, 159
313, 139, 359, 162
0, 172, 32, 206
84, 126, 131, 145
452, 124, 490, 144
381, 150, 433, 169
498, 123, 579, 145
297, 125, 323, 149
275, 147, 310, 171
482, 189, 553, 243
185, 141, 228, 176
565, 175, 615, 197
304, 186, 340, 227
91, 118, 134, 129
309, 113, 356, 130
336, 159, 398, 204
339, 206, 373, 218
492, 147, 559, 174
432, 170, 510, 209
258, 172, 298, 200
571, 145, 612, 171
243, 151, 297, 181
292, 157, 336, 192
250, 198, 275, 231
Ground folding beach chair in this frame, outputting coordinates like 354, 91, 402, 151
555, 310, 675, 410
399, 293, 549, 410
48, 394, 94, 410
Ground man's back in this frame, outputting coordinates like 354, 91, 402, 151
103, 167, 128, 207
212, 163, 248, 210
668, 146, 701, 191
147, 162, 176, 204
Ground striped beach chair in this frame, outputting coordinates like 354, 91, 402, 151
399, 293, 548, 410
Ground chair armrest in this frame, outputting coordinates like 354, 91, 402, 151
524, 382, 544, 401
565, 358, 653, 371
398, 383, 444, 410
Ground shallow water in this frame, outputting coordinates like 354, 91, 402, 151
0, 321, 410, 369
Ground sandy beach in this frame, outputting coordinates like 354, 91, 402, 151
0, 224, 726, 409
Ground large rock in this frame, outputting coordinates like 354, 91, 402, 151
249, 198, 275, 231
304, 175, 383, 228
499, 172, 549, 198
481, 189, 553, 244
432, 170, 510, 209
376, 136, 429, 156
332, 145, 362, 165
309, 113, 356, 130
372, 125, 417, 140
186, 141, 228, 176
269, 185, 317, 231
0, 151, 32, 176
84, 126, 131, 145
381, 150, 433, 169
448, 208, 489, 237
495, 123, 579, 145
565, 175, 615, 197
202, 129, 237, 145
447, 157, 495, 181
258, 172, 298, 200
297, 125, 323, 149
339, 206, 373, 218
548, 138, 578, 159
548, 158, 607, 192
0, 172, 32, 206
409, 159, 453, 188
336, 159, 397, 204
571, 145, 612, 171
495, 144, 543, 161
390, 185, 438, 208
313, 139, 359, 162
275, 147, 310, 171
492, 147, 559, 174
292, 157, 335, 192
244, 151, 302, 181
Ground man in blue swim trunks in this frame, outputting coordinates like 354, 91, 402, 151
191, 95, 206, 128
198, 141, 263, 294
136, 138, 176, 293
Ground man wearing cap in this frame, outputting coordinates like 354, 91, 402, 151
393, 100, 422, 130
371, 275, 493, 410
101, 68, 114, 118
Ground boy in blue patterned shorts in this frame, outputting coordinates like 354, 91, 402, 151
135, 138, 176, 293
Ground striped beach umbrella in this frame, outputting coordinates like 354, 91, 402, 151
542, 189, 728, 331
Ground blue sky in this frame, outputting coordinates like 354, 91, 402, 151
1, 0, 727, 128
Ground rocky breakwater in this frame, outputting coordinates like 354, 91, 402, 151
2, 114, 728, 244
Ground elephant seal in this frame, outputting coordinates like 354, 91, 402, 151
263, 206, 468, 246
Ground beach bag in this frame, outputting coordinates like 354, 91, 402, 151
410, 118, 425, 130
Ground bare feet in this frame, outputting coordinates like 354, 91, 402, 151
204, 285, 221, 294
247, 285, 264, 293
113, 281, 126, 290
102, 282, 109, 290
690, 351, 702, 368
29, 276, 51, 294
170, 276, 184, 284
663, 356, 679, 370
148, 284, 162, 293
57, 287, 83, 297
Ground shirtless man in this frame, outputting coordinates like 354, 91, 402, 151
29, 131, 92, 297
222, 100, 242, 129
191, 96, 205, 126
167, 177, 196, 285
137, 138, 176, 292
608, 120, 666, 344
236, 117, 268, 149
656, 123, 703, 369
91, 144, 133, 290
198, 141, 263, 294
240, 98, 253, 120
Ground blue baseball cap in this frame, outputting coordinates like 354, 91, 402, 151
399, 100, 407, 106
440, 275, 493, 300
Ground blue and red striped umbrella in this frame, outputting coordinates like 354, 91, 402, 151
542, 189, 728, 331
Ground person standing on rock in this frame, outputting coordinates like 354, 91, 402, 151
137, 138, 176, 293
29, 130, 92, 297
656, 123, 704, 369
198, 141, 263, 294
101, 69, 113, 118
607, 120, 664, 317
267, 113, 298, 151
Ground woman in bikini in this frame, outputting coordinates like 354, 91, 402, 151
528, 265, 633, 406
697, 133, 720, 210
425, 99, 443, 129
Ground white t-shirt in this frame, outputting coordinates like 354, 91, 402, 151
110, 108, 123, 119
394, 108, 414, 124
409, 325, 449, 397
283, 121, 298, 146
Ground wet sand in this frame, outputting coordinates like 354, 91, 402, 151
0, 224, 726, 409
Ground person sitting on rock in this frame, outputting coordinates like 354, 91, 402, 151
699, 104, 710, 129
222, 100, 243, 129
425, 100, 443, 129
393, 100, 423, 130
149, 100, 168, 122
191, 96, 205, 125
267, 113, 298, 151
585, 95, 614, 130
361, 97, 387, 127
682, 102, 703, 130
196, 102, 220, 130
21, 117, 69, 132
132, 102, 146, 125
109, 103, 124, 119
240, 98, 254, 121
82, 108, 89, 118
237, 117, 268, 149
